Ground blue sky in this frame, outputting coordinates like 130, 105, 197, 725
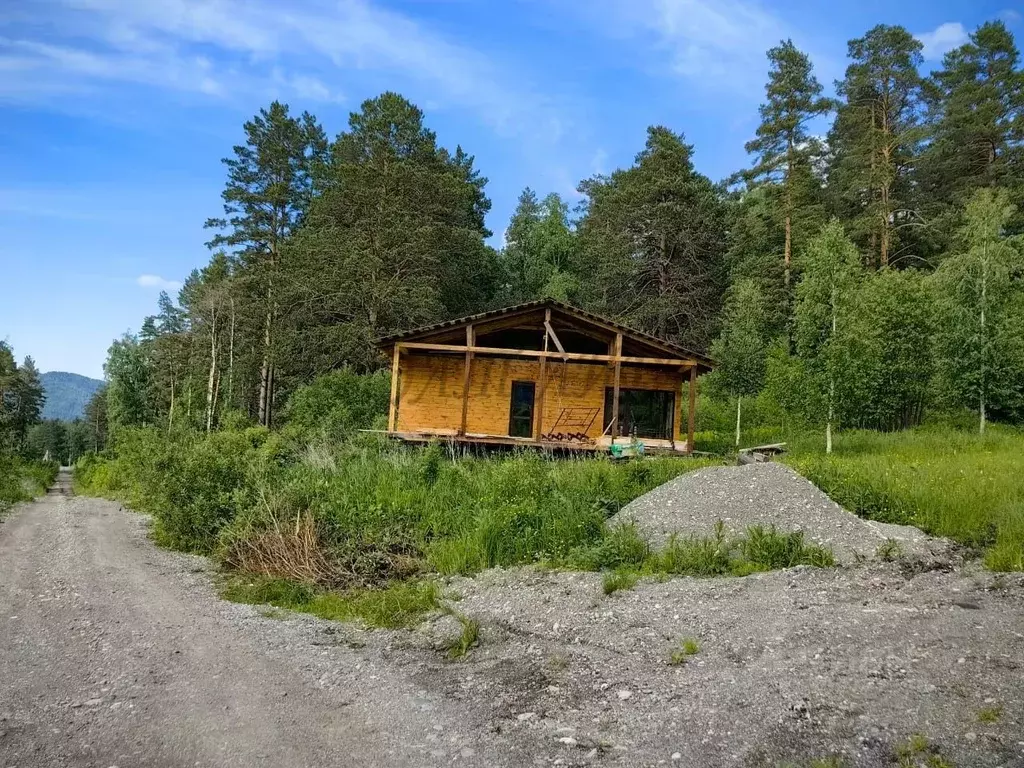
1, 0, 1020, 378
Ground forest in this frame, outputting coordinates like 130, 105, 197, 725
0, 342, 58, 513
70, 19, 1024, 606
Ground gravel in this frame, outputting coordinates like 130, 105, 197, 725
4, 468, 1023, 767
613, 462, 952, 564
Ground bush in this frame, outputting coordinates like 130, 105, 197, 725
0, 454, 57, 513
282, 368, 389, 443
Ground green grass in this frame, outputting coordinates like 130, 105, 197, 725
893, 733, 954, 768
0, 455, 58, 516
786, 426, 1024, 571
669, 637, 700, 665
602, 568, 640, 595
444, 610, 480, 658
976, 705, 1002, 723
220, 574, 441, 629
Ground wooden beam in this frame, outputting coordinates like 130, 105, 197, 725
687, 364, 697, 454
460, 325, 474, 435
610, 332, 622, 445
397, 341, 696, 368
388, 344, 401, 431
535, 310, 549, 440
405, 308, 546, 344
544, 319, 566, 358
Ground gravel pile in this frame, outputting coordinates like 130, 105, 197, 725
613, 462, 949, 564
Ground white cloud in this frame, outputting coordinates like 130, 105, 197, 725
137, 274, 182, 291
0, 0, 560, 139
560, 0, 810, 95
916, 22, 968, 61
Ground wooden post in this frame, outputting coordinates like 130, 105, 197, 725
686, 364, 697, 454
460, 325, 474, 435
388, 344, 401, 432
534, 310, 550, 441
610, 332, 622, 445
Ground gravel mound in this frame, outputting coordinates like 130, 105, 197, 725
614, 462, 948, 564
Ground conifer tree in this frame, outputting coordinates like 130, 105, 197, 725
742, 40, 831, 289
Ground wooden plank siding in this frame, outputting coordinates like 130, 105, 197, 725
395, 353, 686, 443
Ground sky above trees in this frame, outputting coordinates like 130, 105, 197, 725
1, 0, 1021, 377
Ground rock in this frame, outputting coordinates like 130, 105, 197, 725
617, 689, 633, 701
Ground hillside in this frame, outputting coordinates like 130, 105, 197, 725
40, 371, 103, 421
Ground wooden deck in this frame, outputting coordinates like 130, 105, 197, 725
365, 429, 692, 455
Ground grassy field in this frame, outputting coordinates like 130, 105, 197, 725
785, 426, 1024, 571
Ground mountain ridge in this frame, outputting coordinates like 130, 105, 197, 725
40, 371, 104, 421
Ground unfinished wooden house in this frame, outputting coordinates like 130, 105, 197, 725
378, 300, 715, 454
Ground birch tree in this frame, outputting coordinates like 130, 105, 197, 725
795, 221, 862, 453
932, 189, 1024, 433
711, 279, 768, 447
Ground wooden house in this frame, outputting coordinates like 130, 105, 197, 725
378, 300, 714, 453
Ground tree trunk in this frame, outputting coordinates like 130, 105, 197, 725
168, 376, 175, 433
206, 313, 218, 433
784, 137, 794, 289
258, 308, 272, 427
980, 249, 988, 435
228, 296, 235, 408
735, 395, 742, 448
826, 286, 837, 455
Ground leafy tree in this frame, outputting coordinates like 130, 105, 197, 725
205, 101, 328, 426
140, 291, 191, 429
921, 21, 1024, 248
795, 221, 863, 452
845, 269, 935, 430
577, 127, 727, 350
829, 25, 926, 268
741, 40, 831, 289
286, 92, 497, 372
283, 368, 390, 442
500, 189, 579, 302
0, 342, 19, 450
105, 334, 153, 434
180, 252, 233, 431
83, 386, 109, 452
710, 279, 768, 446
931, 188, 1024, 432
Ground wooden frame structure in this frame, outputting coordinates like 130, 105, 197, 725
378, 300, 714, 454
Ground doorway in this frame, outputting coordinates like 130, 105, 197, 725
508, 381, 536, 437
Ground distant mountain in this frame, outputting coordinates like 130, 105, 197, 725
40, 372, 104, 422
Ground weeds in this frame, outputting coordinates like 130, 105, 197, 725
976, 705, 1002, 723
786, 427, 1024, 571
602, 568, 639, 595
220, 574, 440, 629
669, 637, 700, 665
894, 733, 953, 768
444, 610, 480, 659
876, 538, 904, 562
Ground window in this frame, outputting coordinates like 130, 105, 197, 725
508, 381, 536, 437
603, 388, 674, 440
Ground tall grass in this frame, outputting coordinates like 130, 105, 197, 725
76, 428, 721, 584
786, 427, 1024, 570
0, 455, 58, 515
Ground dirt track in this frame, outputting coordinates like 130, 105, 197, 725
0, 472, 501, 767
3, 471, 1024, 767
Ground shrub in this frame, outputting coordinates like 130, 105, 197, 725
282, 368, 389, 443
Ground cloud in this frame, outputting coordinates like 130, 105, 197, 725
560, 0, 814, 95
137, 274, 182, 291
0, 0, 560, 139
1000, 9, 1021, 24
916, 22, 968, 61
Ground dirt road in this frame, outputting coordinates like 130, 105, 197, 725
0, 472, 499, 768
4, 472, 1024, 767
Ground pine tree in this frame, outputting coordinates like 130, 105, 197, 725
921, 21, 1024, 247
14, 356, 45, 450
710, 279, 768, 446
829, 25, 926, 268
577, 127, 727, 350
285, 93, 496, 372
205, 101, 328, 427
742, 40, 831, 289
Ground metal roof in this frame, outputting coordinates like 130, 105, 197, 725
377, 299, 715, 370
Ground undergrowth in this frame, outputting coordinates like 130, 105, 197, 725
0, 455, 58, 516
786, 427, 1024, 571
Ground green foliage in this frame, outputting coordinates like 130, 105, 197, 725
602, 568, 639, 595
0, 343, 46, 453
282, 368, 389, 442
0, 454, 57, 514
576, 126, 727, 351
499, 188, 579, 303
786, 427, 1024, 570
976, 705, 1002, 723
105, 334, 153, 433
669, 637, 700, 666
220, 574, 441, 629
931, 189, 1024, 430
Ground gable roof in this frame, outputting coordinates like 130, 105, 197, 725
377, 299, 715, 371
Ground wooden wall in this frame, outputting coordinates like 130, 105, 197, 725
395, 352, 684, 441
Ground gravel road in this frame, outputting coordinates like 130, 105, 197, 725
4, 470, 1024, 768
0, 471, 504, 768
